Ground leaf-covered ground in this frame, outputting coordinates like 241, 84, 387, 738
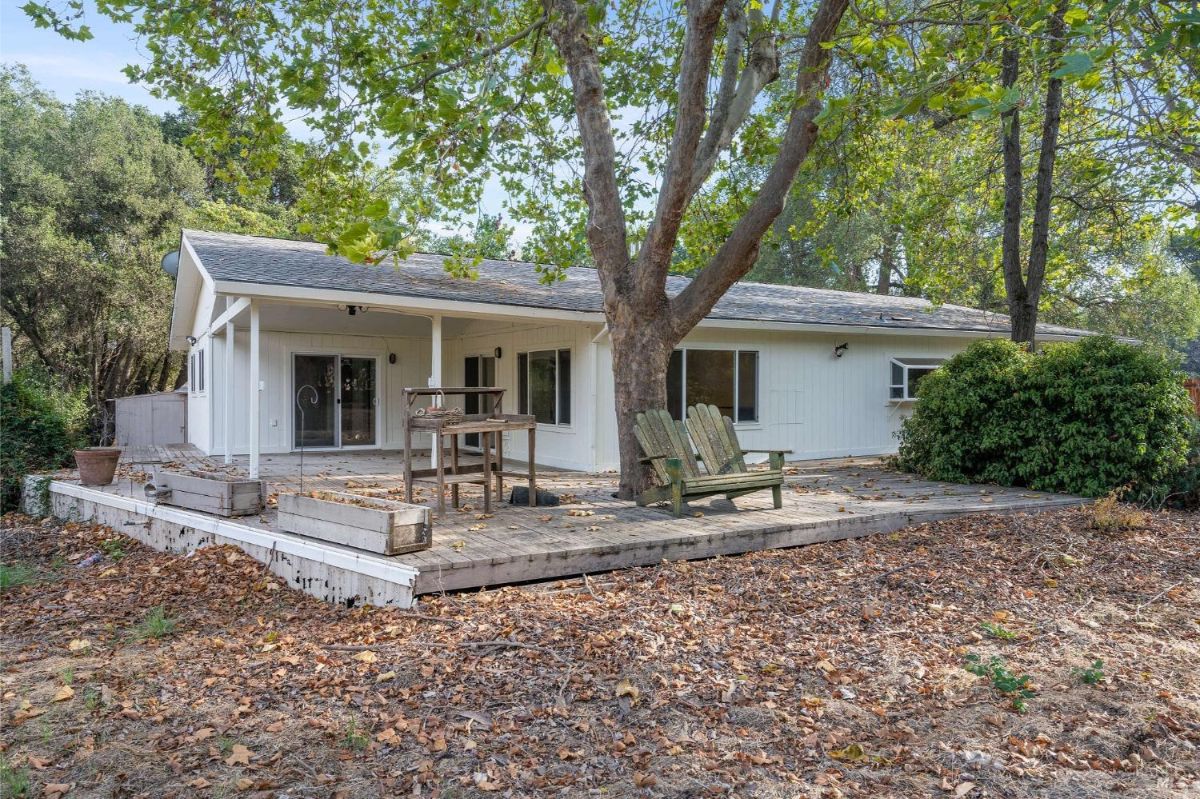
1, 505, 1198, 798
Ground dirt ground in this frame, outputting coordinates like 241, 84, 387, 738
1, 503, 1198, 798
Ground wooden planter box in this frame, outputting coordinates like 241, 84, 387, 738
277, 491, 431, 555
150, 468, 264, 517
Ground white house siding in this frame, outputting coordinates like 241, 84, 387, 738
204, 319, 600, 468
209, 329, 431, 456
593, 327, 985, 471
185, 289, 214, 451
444, 320, 603, 471
189, 290, 984, 470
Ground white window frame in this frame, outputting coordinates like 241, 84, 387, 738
670, 347, 759, 424
517, 348, 572, 427
889, 357, 944, 401
190, 346, 206, 396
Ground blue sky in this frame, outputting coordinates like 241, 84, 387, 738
0, 1, 514, 238
1, 1, 174, 114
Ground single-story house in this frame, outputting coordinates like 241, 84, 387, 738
170, 229, 1090, 476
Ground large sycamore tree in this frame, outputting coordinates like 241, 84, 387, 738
30, 0, 852, 493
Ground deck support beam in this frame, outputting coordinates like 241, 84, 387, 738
248, 299, 261, 478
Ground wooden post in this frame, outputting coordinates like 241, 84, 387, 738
1, 326, 11, 384
429, 315, 443, 470
527, 427, 536, 507
403, 391, 414, 503
223, 318, 235, 465
435, 422, 446, 517
481, 430, 493, 514
450, 431, 460, 508
248, 300, 261, 479
495, 432, 504, 505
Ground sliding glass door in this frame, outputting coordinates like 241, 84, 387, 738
293, 354, 378, 449
294, 355, 338, 447
339, 357, 377, 447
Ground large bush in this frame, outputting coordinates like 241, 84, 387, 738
0, 372, 86, 511
896, 336, 1195, 500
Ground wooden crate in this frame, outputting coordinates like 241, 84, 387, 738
277, 491, 431, 555
150, 468, 264, 517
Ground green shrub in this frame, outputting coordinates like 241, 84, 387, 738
893, 339, 1031, 485
1164, 420, 1200, 509
0, 371, 86, 511
897, 336, 1194, 500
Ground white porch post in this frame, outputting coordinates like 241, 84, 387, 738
429, 315, 443, 468
223, 298, 236, 464
248, 300, 261, 478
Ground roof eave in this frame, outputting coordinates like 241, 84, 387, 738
210, 279, 608, 325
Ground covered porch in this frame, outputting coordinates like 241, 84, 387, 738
40, 445, 1087, 606
185, 295, 603, 475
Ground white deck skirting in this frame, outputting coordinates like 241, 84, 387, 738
40, 479, 419, 608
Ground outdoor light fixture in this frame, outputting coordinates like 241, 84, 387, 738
834, 342, 849, 358
494, 347, 503, 359
186, 335, 198, 346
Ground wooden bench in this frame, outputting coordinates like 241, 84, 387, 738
633, 405, 790, 517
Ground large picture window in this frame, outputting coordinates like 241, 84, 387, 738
667, 349, 758, 422
517, 349, 571, 425
889, 357, 944, 400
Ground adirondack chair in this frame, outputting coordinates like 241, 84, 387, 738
633, 406, 790, 517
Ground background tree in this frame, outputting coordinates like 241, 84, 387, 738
0, 65, 205, 436
420, 214, 518, 261
865, 0, 1200, 345
0, 67, 324, 438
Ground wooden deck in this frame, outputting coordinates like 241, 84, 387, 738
95, 445, 1087, 598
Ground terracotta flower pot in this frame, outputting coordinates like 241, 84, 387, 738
74, 448, 122, 486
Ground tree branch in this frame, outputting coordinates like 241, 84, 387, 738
633, 0, 728, 301
668, 0, 850, 335
687, 4, 781, 196
546, 0, 630, 307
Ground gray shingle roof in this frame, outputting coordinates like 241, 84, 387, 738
184, 229, 1090, 337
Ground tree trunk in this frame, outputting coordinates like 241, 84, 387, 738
999, 43, 1034, 345
1022, 6, 1067, 350
609, 315, 676, 498
876, 231, 896, 295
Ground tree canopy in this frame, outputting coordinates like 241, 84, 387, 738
17, 0, 1200, 478
0, 66, 313, 435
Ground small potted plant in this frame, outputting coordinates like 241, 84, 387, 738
74, 442, 122, 486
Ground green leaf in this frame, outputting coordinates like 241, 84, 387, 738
1051, 51, 1094, 79
1063, 8, 1088, 25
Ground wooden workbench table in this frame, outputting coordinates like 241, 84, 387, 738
401, 388, 537, 516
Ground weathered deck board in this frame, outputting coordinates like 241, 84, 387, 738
98, 445, 1086, 599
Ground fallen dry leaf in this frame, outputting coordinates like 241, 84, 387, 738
224, 744, 253, 767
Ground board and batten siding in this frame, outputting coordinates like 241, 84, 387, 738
444, 320, 603, 470
190, 295, 982, 471
593, 327, 979, 471
208, 329, 431, 455
202, 319, 598, 466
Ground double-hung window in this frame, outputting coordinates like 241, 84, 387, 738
189, 347, 206, 395
667, 349, 758, 422
517, 349, 571, 425
889, 357, 943, 400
